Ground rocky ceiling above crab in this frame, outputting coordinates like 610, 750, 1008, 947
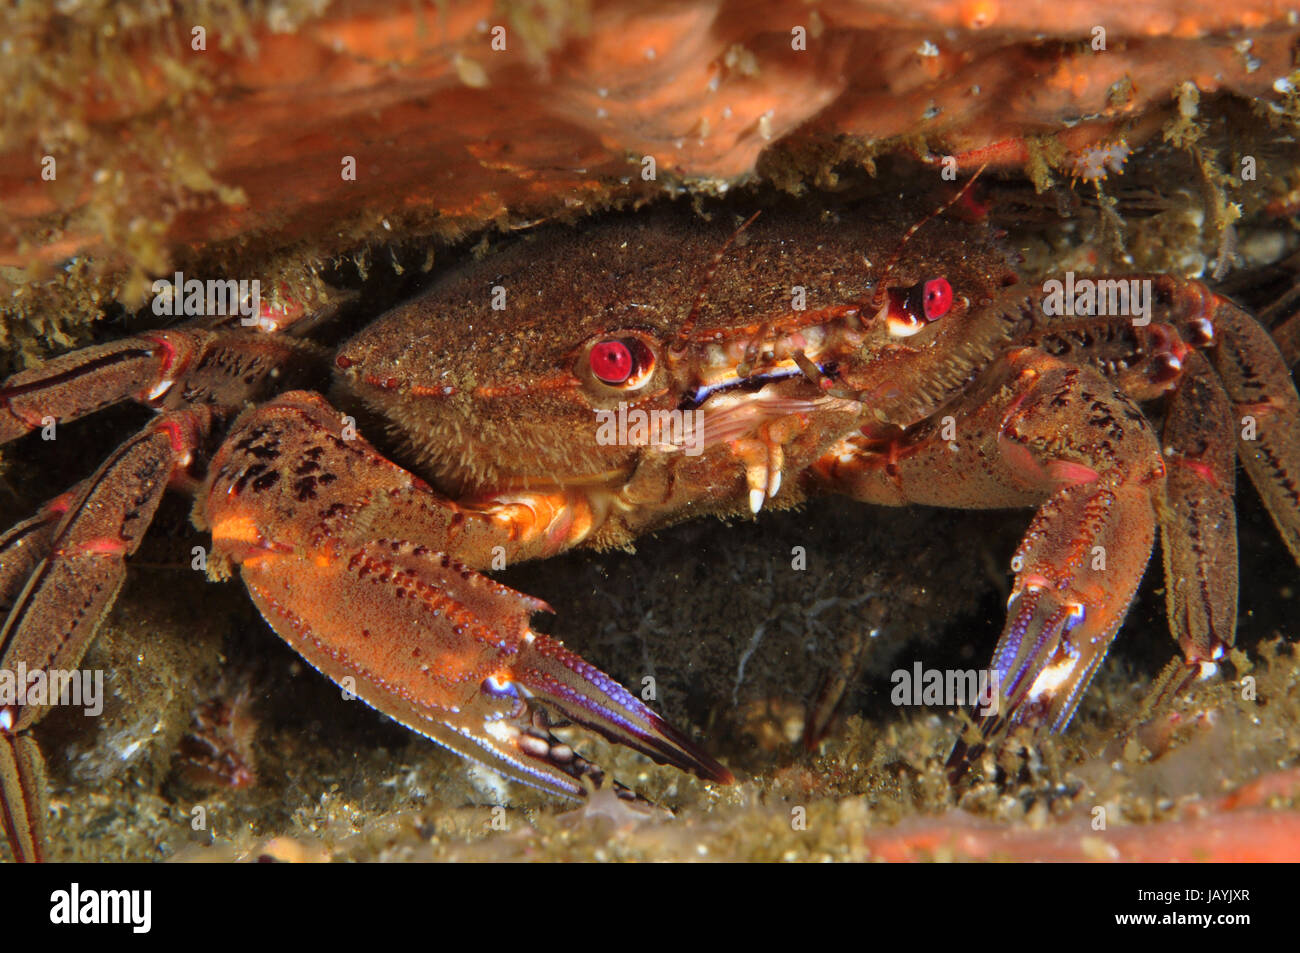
1, 0, 1298, 316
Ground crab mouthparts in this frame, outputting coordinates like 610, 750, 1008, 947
678, 359, 838, 410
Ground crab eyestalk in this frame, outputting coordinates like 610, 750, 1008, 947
880, 277, 955, 338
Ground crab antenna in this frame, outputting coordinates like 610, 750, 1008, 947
869, 162, 989, 310
671, 210, 763, 353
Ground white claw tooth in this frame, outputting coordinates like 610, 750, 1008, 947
749, 487, 765, 514
146, 379, 174, 401
768, 469, 782, 499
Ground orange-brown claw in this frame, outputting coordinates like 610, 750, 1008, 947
822, 347, 1169, 740
204, 392, 731, 801
503, 630, 734, 791
818, 346, 1172, 769
978, 356, 1165, 737
979, 468, 1158, 738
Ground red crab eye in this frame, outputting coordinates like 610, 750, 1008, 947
589, 339, 634, 384
583, 334, 656, 390
891, 278, 954, 337
921, 277, 953, 321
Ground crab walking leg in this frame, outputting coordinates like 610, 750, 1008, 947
1267, 302, 1299, 367
0, 337, 174, 441
202, 392, 731, 800
0, 490, 78, 622
0, 329, 319, 444
813, 349, 1166, 734
0, 733, 45, 863
1159, 351, 1239, 668
969, 279, 1297, 668
0, 490, 81, 862
0, 412, 208, 861
1204, 294, 1300, 564
0, 497, 71, 862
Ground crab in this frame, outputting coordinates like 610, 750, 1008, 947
1, 200, 1298, 861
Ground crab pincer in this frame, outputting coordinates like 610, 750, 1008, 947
203, 392, 731, 800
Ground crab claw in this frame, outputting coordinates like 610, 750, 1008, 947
204, 391, 731, 803
946, 477, 1158, 781
220, 535, 731, 801
499, 631, 734, 794
932, 352, 1169, 776
449, 630, 735, 800
987, 577, 1116, 733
